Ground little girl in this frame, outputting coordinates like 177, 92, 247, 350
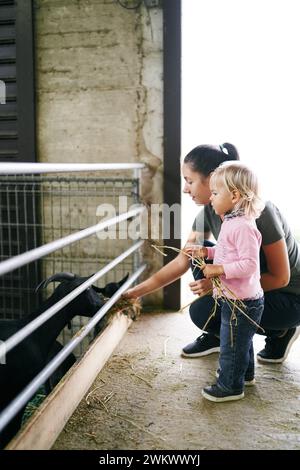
186, 162, 265, 402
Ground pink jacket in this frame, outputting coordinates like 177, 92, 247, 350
206, 216, 263, 300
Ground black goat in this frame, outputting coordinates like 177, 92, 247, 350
0, 272, 128, 448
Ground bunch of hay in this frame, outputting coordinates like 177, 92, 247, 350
109, 297, 142, 321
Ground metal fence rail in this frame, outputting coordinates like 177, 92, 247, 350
2, 238, 144, 356
0, 162, 145, 174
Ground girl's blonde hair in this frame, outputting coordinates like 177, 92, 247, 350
210, 162, 265, 219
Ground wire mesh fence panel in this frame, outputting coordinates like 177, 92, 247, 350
0, 176, 41, 318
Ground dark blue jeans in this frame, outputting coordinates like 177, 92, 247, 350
189, 241, 300, 337
217, 297, 264, 393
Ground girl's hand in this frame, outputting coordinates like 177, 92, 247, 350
189, 278, 213, 296
202, 264, 224, 279
185, 245, 208, 259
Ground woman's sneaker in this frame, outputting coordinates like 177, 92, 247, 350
215, 369, 255, 386
202, 384, 244, 402
257, 327, 300, 363
181, 333, 220, 357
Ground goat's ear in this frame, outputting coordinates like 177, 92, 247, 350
87, 274, 105, 294
91, 285, 104, 293
118, 272, 129, 286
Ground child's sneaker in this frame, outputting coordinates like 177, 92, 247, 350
202, 384, 244, 402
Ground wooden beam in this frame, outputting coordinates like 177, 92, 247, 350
7, 313, 132, 450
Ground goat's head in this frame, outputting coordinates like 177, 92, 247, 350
91, 272, 129, 297
35, 272, 129, 318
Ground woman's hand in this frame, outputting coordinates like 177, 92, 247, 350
122, 288, 139, 299
189, 278, 213, 296
202, 264, 224, 279
185, 244, 208, 259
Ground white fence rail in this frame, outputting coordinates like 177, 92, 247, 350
0, 207, 144, 277
0, 162, 144, 174
1, 240, 144, 357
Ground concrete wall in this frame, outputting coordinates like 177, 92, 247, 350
34, 0, 164, 305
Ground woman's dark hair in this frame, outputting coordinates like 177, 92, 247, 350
183, 142, 240, 177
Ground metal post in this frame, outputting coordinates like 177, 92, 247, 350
163, 0, 181, 310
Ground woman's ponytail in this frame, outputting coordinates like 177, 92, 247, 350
221, 142, 240, 161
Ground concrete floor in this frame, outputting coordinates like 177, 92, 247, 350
53, 311, 300, 450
